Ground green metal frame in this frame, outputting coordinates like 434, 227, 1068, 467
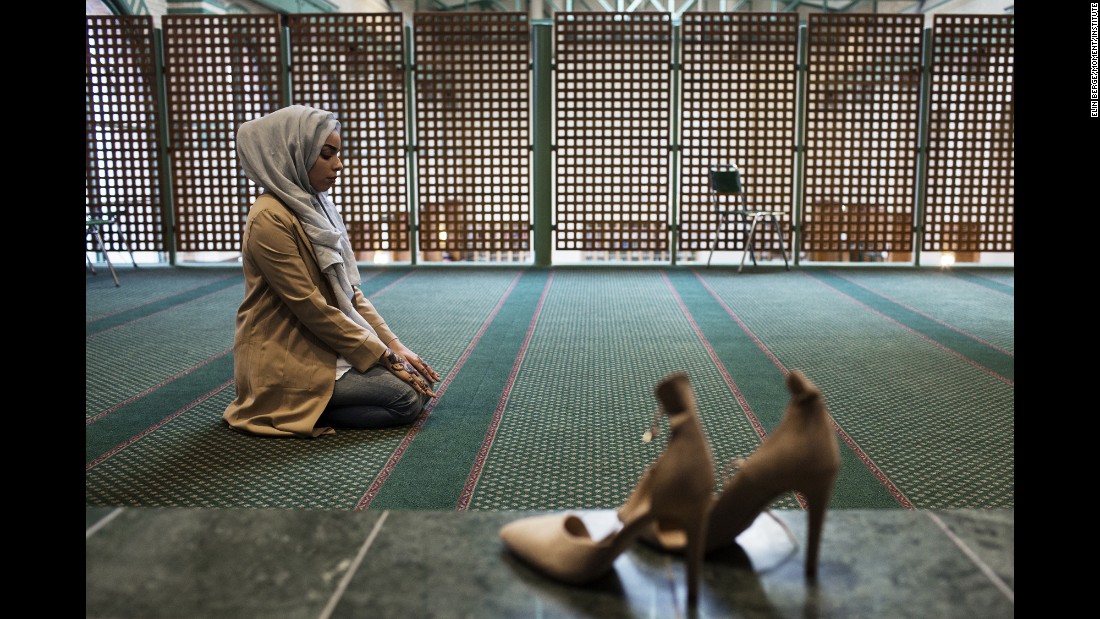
245, 0, 339, 14
532, 21, 554, 266
151, 28, 177, 265
669, 22, 683, 266
913, 26, 934, 267
792, 23, 808, 268
404, 23, 421, 265
104, 0, 150, 16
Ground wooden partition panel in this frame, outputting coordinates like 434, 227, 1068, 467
554, 12, 672, 253
86, 15, 165, 254
162, 15, 284, 253
802, 14, 923, 261
289, 14, 410, 255
414, 12, 531, 260
924, 15, 1014, 256
679, 12, 799, 252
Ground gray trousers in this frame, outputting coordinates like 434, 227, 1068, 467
318, 364, 427, 429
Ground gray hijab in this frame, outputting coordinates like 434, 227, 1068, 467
236, 105, 374, 334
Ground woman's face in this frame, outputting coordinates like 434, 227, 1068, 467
308, 131, 343, 193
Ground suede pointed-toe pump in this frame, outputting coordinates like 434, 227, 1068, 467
638, 369, 841, 578
499, 372, 716, 605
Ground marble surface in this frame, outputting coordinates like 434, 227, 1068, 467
86, 507, 1013, 618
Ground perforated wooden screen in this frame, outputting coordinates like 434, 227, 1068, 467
86, 15, 165, 254
555, 12, 672, 253
289, 14, 410, 254
679, 12, 798, 253
163, 15, 284, 253
414, 12, 531, 259
924, 15, 1013, 254
803, 14, 922, 260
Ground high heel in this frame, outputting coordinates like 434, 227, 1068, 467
638, 369, 840, 578
499, 372, 716, 605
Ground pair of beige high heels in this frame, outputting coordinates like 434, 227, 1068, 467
499, 370, 841, 607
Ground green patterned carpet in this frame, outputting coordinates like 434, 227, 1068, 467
86, 265, 1014, 512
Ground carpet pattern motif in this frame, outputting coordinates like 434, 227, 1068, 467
86, 265, 1013, 512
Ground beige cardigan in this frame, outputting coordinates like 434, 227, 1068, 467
222, 195, 397, 437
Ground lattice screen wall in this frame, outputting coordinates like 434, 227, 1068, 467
86, 12, 1014, 265
924, 14, 1013, 254
679, 12, 799, 252
86, 15, 164, 254
414, 12, 531, 258
554, 12, 672, 253
289, 14, 410, 255
163, 15, 284, 253
802, 14, 923, 260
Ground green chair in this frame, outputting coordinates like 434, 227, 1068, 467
706, 164, 790, 272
